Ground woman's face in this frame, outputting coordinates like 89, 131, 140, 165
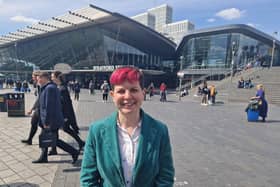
110, 80, 144, 115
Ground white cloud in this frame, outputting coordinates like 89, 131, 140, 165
207, 18, 216, 22
10, 15, 39, 24
215, 8, 245, 20
0, 2, 33, 16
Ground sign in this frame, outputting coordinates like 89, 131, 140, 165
92, 65, 126, 72
54, 63, 72, 74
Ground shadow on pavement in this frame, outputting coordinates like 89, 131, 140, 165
48, 160, 73, 164
5, 182, 39, 187
263, 120, 280, 124
79, 126, 89, 131
7, 115, 30, 118
63, 167, 81, 173
160, 100, 178, 103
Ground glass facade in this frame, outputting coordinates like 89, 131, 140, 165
0, 22, 178, 88
0, 25, 172, 72
180, 33, 279, 70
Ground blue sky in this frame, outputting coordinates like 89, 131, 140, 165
1, 0, 280, 39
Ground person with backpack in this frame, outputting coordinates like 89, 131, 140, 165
100, 80, 110, 102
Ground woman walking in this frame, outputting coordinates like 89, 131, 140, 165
50, 71, 85, 155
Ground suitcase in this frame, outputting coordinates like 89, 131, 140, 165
247, 109, 259, 122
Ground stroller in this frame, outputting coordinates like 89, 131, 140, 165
245, 99, 259, 122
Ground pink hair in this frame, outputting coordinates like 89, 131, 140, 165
110, 67, 143, 88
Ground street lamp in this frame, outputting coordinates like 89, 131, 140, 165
14, 42, 19, 80
230, 41, 236, 82
270, 39, 275, 68
177, 56, 184, 101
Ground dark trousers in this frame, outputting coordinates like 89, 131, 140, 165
211, 96, 216, 104
102, 93, 108, 101
74, 93, 79, 100
27, 112, 39, 141
39, 129, 78, 160
63, 123, 84, 147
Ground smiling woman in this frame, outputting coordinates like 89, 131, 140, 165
80, 66, 175, 187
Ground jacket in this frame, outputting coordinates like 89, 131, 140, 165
39, 82, 64, 130
80, 110, 174, 187
59, 84, 79, 132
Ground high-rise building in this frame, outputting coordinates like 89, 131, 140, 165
162, 20, 195, 44
131, 4, 195, 44
131, 12, 155, 29
147, 4, 173, 33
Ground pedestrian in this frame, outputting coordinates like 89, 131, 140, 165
147, 82, 154, 100
100, 80, 110, 102
209, 85, 217, 105
201, 81, 209, 105
74, 81, 81, 101
159, 82, 167, 102
251, 84, 268, 122
49, 71, 85, 155
32, 72, 79, 164
88, 80, 95, 95
80, 67, 174, 186
21, 71, 40, 145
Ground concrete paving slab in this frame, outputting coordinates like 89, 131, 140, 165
1, 88, 280, 187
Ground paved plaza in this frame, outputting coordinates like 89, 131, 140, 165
0, 89, 280, 187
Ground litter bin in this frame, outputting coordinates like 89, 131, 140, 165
0, 94, 7, 112
6, 93, 25, 117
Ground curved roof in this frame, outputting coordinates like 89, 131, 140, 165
0, 4, 176, 58
176, 24, 280, 54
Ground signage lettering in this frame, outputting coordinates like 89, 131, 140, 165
92, 65, 130, 72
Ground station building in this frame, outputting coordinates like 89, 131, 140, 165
0, 6, 279, 89
0, 5, 176, 88
176, 24, 280, 84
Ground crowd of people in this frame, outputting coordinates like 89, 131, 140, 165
5, 65, 269, 186
199, 81, 217, 106
0, 79, 32, 92
18, 67, 175, 185
21, 71, 85, 164
238, 77, 254, 89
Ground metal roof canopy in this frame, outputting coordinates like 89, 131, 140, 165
100, 13, 176, 57
0, 4, 176, 58
0, 5, 112, 46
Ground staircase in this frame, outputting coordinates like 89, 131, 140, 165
189, 67, 280, 106
218, 67, 280, 105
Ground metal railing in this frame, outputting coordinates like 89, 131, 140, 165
177, 68, 233, 91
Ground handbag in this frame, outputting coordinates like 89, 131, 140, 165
39, 129, 57, 148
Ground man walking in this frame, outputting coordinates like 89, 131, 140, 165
32, 72, 79, 164
21, 71, 40, 145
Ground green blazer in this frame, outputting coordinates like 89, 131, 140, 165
80, 110, 174, 187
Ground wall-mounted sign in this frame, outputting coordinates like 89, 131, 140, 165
92, 65, 127, 72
